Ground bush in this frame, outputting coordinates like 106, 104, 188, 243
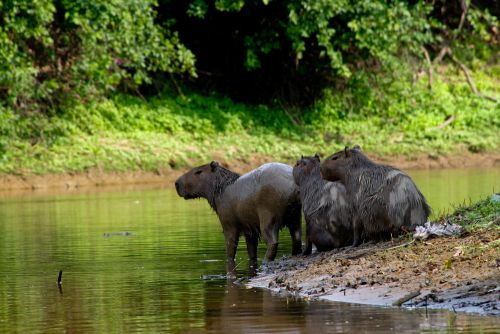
0, 0, 196, 112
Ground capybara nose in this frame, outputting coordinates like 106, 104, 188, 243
175, 181, 180, 192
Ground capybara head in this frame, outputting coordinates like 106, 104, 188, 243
320, 145, 362, 183
293, 154, 320, 186
175, 161, 221, 199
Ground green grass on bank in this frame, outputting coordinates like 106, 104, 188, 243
445, 195, 500, 234
0, 66, 498, 175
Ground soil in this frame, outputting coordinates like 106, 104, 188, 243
247, 228, 500, 316
0, 151, 499, 192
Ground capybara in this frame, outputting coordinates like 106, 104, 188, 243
175, 161, 302, 274
293, 154, 351, 254
320, 146, 431, 246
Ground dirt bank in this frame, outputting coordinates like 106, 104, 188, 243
248, 227, 499, 316
1, 151, 499, 192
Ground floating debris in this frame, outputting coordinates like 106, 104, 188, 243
413, 222, 462, 240
103, 231, 133, 238
201, 274, 227, 280
199, 259, 222, 263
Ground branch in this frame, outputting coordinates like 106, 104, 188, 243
277, 99, 303, 127
169, 73, 185, 99
457, 0, 468, 33
433, 47, 498, 102
437, 115, 456, 129
447, 50, 478, 95
421, 46, 433, 90
433, 46, 450, 65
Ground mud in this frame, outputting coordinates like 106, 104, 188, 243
0, 151, 499, 191
247, 229, 499, 316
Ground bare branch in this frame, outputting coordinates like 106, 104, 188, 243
433, 46, 450, 65
447, 50, 478, 95
437, 115, 456, 129
421, 46, 433, 89
432, 47, 498, 102
457, 0, 468, 33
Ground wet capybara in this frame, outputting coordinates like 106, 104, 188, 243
175, 161, 302, 274
293, 154, 351, 254
320, 146, 431, 246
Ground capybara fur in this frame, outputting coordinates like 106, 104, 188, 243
321, 146, 431, 246
175, 161, 302, 273
293, 154, 351, 254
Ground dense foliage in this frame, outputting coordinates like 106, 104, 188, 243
0, 1, 498, 175
0, 65, 498, 174
1, 0, 498, 111
0, 0, 195, 112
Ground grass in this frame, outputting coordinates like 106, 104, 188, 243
0, 65, 498, 175
443, 195, 500, 234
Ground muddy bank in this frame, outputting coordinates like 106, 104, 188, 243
1, 151, 499, 192
247, 228, 499, 316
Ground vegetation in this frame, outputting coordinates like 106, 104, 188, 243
446, 194, 500, 234
0, 1, 498, 175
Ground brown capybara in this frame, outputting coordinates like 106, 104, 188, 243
293, 154, 351, 254
320, 146, 431, 247
175, 161, 302, 275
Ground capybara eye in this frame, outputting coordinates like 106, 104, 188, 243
195, 170, 202, 175
331, 156, 338, 160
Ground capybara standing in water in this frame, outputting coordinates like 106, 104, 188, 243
320, 146, 431, 246
293, 154, 351, 254
175, 161, 302, 274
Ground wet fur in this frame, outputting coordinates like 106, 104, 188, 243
175, 162, 302, 271
321, 147, 431, 246
293, 156, 351, 253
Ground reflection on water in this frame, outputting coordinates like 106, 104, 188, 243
408, 168, 500, 217
0, 168, 499, 333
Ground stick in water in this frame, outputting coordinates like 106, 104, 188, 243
57, 270, 63, 285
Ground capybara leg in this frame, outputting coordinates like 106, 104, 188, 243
259, 211, 280, 261
286, 206, 302, 256
302, 222, 312, 255
289, 225, 302, 256
264, 243, 279, 262
224, 229, 239, 276
302, 239, 312, 256
245, 234, 258, 274
352, 219, 363, 247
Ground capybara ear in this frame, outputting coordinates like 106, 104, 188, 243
353, 145, 361, 151
314, 153, 321, 162
210, 161, 219, 171
301, 155, 304, 160
344, 146, 351, 157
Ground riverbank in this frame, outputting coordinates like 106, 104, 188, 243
0, 151, 499, 192
247, 196, 500, 316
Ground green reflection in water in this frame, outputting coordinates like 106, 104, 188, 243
0, 168, 499, 333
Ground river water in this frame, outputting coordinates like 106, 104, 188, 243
0, 168, 499, 333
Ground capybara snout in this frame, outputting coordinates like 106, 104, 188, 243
174, 179, 181, 195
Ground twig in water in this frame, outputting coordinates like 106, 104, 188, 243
393, 290, 421, 307
425, 295, 428, 318
57, 270, 63, 285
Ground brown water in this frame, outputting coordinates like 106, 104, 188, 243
0, 168, 499, 333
